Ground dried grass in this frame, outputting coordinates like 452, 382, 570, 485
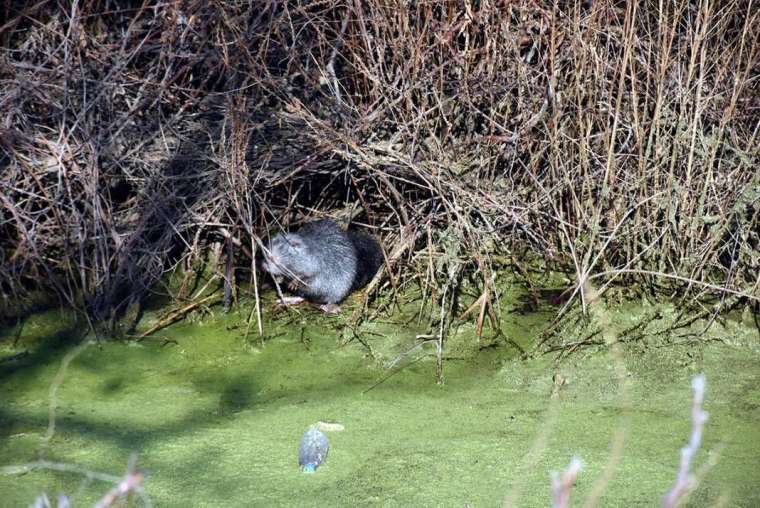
1, 1, 757, 337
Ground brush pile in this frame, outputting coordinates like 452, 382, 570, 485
1, 1, 757, 333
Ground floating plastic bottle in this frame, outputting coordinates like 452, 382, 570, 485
299, 426, 329, 472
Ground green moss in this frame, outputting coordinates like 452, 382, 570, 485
0, 296, 758, 507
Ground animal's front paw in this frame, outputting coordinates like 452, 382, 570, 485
278, 296, 305, 306
319, 303, 341, 315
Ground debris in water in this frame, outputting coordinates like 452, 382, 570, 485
299, 427, 329, 473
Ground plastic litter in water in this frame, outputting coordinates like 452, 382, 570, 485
299, 427, 329, 473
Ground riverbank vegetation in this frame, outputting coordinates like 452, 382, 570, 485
1, 1, 758, 342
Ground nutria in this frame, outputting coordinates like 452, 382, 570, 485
261, 219, 382, 313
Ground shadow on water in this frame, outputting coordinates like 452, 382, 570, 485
0, 318, 89, 383
0, 403, 236, 453
216, 375, 257, 416
0, 325, 372, 452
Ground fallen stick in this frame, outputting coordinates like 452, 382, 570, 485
137, 293, 221, 339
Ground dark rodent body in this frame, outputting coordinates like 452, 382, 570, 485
347, 230, 383, 291
262, 219, 382, 305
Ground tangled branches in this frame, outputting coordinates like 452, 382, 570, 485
1, 0, 757, 332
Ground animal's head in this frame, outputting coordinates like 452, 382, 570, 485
261, 233, 305, 277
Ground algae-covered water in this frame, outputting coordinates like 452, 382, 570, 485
1, 296, 758, 507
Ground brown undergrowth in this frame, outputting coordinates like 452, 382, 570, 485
0, 0, 757, 342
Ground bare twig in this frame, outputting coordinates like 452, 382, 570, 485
662, 374, 709, 508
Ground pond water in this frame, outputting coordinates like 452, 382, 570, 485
0, 295, 758, 507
